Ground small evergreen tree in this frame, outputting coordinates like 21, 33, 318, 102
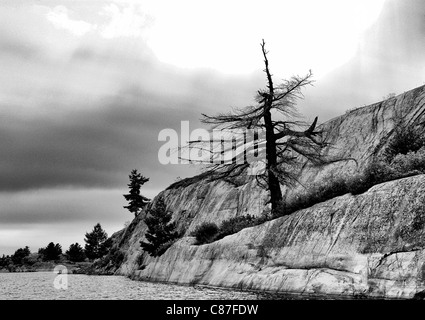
140, 197, 178, 257
84, 223, 109, 260
0, 255, 11, 268
99, 237, 113, 257
11, 246, 31, 265
41, 242, 62, 261
66, 243, 86, 262
123, 169, 150, 217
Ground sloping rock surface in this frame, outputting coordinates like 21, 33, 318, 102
109, 85, 425, 299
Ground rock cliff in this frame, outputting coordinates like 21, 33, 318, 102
107, 84, 425, 299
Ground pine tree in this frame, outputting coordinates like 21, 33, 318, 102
66, 243, 86, 262
41, 242, 62, 261
11, 246, 31, 265
140, 197, 178, 257
0, 254, 11, 268
84, 223, 109, 260
123, 169, 150, 217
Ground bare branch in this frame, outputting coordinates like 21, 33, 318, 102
182, 40, 352, 213
261, 39, 274, 97
273, 116, 321, 143
273, 70, 314, 103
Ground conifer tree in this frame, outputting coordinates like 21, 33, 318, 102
84, 223, 109, 260
66, 243, 86, 262
123, 169, 150, 217
140, 197, 178, 257
11, 246, 31, 265
41, 242, 62, 261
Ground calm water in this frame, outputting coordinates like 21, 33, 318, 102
0, 272, 272, 300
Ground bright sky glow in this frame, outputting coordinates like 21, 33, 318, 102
145, 0, 386, 76
43, 0, 386, 77
47, 5, 96, 36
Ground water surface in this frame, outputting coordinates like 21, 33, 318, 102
0, 272, 271, 300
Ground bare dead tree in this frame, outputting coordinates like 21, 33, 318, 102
187, 40, 342, 214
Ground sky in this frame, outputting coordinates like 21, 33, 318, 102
1, 0, 424, 255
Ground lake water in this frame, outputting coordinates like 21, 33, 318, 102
0, 272, 274, 300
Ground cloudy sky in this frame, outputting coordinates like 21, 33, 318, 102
1, 0, 424, 255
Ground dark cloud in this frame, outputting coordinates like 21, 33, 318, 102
0, 18, 263, 194
0, 3, 265, 196
0, 60, 262, 193
0, 188, 127, 225
0, 86, 199, 192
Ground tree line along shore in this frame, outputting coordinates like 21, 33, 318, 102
0, 223, 111, 273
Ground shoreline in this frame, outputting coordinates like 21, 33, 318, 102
0, 261, 93, 274
0, 270, 411, 299
129, 274, 407, 300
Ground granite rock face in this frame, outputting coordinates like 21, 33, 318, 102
110, 85, 425, 298
132, 175, 425, 298
285, 83, 425, 200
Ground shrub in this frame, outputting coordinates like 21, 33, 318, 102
383, 125, 425, 162
109, 248, 125, 266
348, 147, 425, 197
193, 215, 269, 245
347, 160, 397, 195
345, 174, 369, 195
285, 178, 350, 215
192, 222, 219, 244
272, 146, 425, 218
363, 160, 395, 185
93, 246, 125, 270
391, 147, 425, 175
22, 254, 38, 266
317, 178, 348, 201
217, 215, 258, 239
273, 176, 353, 218
382, 92, 396, 100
